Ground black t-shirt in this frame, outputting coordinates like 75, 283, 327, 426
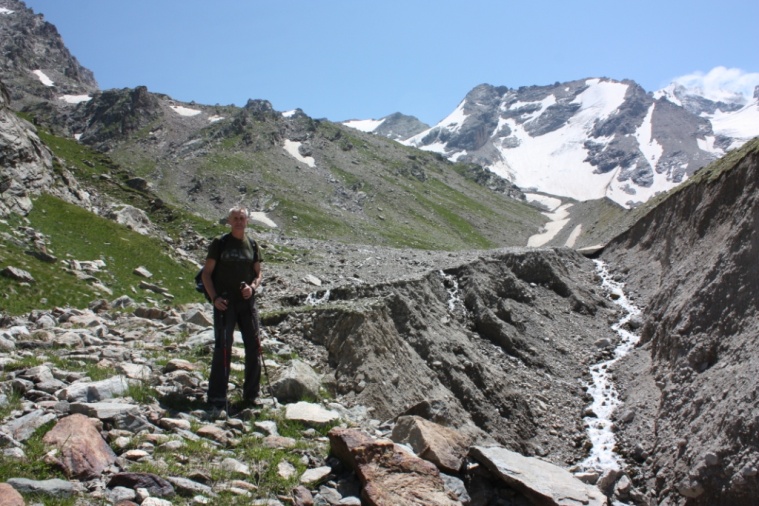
207, 234, 261, 301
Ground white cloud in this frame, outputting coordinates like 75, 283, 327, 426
672, 66, 759, 104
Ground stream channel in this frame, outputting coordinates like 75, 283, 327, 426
581, 259, 642, 474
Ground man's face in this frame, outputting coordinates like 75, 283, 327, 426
228, 210, 248, 230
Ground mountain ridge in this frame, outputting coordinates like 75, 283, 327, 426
397, 79, 758, 208
343, 79, 758, 209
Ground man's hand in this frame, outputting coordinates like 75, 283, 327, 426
213, 296, 228, 310
240, 282, 253, 300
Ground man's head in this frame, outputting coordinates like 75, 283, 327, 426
227, 206, 249, 235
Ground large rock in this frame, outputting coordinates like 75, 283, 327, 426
271, 359, 322, 403
391, 415, 471, 474
469, 446, 606, 506
107, 204, 152, 235
42, 414, 118, 479
0, 483, 24, 506
285, 401, 339, 427
329, 427, 462, 506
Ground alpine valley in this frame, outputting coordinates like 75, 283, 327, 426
2, 1, 759, 505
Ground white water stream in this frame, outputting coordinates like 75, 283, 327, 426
580, 259, 642, 472
304, 289, 331, 306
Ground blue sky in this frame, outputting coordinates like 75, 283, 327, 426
21, 0, 759, 125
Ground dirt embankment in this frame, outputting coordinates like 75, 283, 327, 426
264, 246, 625, 467
602, 140, 759, 505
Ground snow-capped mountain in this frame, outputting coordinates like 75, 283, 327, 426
654, 83, 759, 150
390, 79, 759, 208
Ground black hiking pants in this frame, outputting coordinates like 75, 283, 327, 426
207, 297, 261, 405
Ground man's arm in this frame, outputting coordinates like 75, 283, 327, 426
252, 261, 262, 290
201, 257, 225, 308
241, 261, 262, 300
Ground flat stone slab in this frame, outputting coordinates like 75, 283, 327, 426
470, 446, 606, 506
285, 401, 340, 427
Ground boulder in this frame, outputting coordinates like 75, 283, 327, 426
42, 414, 118, 479
329, 427, 461, 506
271, 359, 322, 403
469, 446, 606, 506
391, 415, 471, 474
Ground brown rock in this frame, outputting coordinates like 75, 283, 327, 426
42, 414, 117, 480
0, 483, 25, 506
329, 427, 461, 506
196, 424, 228, 445
391, 415, 471, 473
292, 485, 314, 506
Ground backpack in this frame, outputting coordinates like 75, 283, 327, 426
195, 234, 257, 302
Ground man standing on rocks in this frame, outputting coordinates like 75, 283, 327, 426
201, 206, 263, 413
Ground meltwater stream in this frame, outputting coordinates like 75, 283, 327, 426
580, 259, 642, 472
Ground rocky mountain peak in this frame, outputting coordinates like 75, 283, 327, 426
0, 80, 54, 216
341, 111, 430, 141
0, 0, 98, 108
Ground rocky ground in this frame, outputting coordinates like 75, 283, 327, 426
0, 234, 650, 505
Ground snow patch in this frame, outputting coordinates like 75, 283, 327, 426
170, 105, 201, 117
208, 115, 224, 123
283, 139, 316, 168
416, 141, 448, 155
282, 109, 298, 118
525, 193, 562, 211
708, 101, 759, 148
248, 211, 277, 228
59, 94, 91, 104
344, 118, 385, 133
565, 224, 582, 248
634, 104, 663, 167
405, 101, 468, 146
527, 201, 572, 247
0, 7, 14, 14
33, 70, 54, 87
74, 133, 82, 141
698, 135, 721, 155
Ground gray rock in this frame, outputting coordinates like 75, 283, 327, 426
285, 402, 340, 427
58, 375, 134, 402
3, 409, 57, 441
469, 446, 606, 506
7, 477, 73, 497
271, 359, 322, 403
165, 476, 216, 498
69, 401, 140, 420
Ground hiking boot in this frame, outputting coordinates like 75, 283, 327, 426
228, 399, 257, 419
206, 399, 228, 420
